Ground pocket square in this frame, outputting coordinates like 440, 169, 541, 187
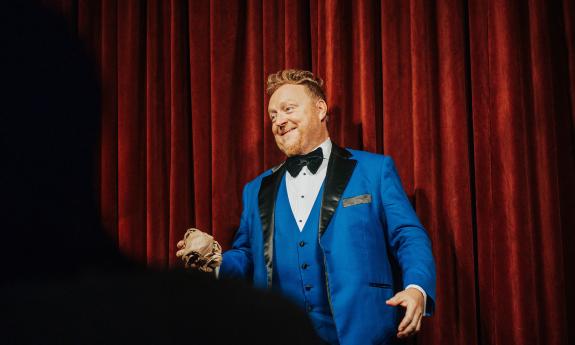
342, 194, 372, 207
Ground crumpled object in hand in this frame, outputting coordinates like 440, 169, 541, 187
180, 228, 222, 273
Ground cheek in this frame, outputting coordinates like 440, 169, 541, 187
296, 119, 310, 133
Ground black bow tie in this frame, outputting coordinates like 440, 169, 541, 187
285, 147, 324, 177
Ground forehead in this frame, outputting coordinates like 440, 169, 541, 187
268, 84, 312, 109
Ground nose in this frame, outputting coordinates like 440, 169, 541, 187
274, 112, 289, 128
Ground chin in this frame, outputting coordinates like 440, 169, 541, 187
282, 147, 301, 157
277, 139, 304, 157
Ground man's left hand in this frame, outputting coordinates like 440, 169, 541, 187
385, 287, 425, 339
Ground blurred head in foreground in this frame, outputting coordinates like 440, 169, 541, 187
0, 2, 121, 282
0, 4, 321, 344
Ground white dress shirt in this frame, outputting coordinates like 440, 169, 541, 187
285, 139, 332, 231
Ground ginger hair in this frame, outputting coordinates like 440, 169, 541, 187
266, 69, 326, 102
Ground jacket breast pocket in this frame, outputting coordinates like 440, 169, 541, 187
342, 193, 372, 207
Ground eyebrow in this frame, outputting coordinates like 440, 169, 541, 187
268, 100, 298, 113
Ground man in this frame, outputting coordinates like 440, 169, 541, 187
177, 70, 436, 344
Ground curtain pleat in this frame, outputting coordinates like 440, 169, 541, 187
98, 0, 119, 242
116, 0, 147, 263
40, 1, 575, 344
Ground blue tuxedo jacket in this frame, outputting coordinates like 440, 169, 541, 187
220, 144, 436, 344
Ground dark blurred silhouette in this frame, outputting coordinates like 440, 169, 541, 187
0, 2, 320, 344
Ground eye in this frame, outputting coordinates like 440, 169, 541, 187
285, 106, 295, 113
270, 113, 277, 122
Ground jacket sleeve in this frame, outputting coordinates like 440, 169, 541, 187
218, 184, 254, 280
380, 156, 436, 315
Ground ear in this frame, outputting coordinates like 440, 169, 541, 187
316, 99, 328, 122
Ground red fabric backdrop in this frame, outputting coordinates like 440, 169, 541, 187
41, 1, 575, 344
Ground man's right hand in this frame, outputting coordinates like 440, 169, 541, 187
176, 228, 222, 272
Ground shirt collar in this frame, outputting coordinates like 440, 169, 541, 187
315, 138, 332, 160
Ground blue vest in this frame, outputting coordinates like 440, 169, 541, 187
273, 176, 339, 344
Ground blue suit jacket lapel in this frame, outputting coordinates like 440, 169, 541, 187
258, 163, 285, 287
319, 144, 357, 236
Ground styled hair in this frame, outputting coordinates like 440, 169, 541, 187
266, 69, 326, 102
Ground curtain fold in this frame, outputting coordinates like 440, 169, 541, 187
40, 1, 575, 344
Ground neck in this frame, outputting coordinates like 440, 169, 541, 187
301, 132, 329, 155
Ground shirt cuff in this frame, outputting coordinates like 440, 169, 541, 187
405, 284, 427, 315
215, 266, 220, 278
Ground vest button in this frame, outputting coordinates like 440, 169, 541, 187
305, 284, 313, 291
307, 305, 312, 312
301, 263, 309, 269
299, 241, 306, 247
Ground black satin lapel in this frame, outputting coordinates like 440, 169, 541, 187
258, 164, 286, 287
319, 145, 357, 237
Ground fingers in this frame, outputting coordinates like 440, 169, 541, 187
176, 239, 187, 258
396, 296, 415, 334
398, 309, 422, 338
388, 291, 424, 339
385, 294, 405, 307
416, 314, 422, 332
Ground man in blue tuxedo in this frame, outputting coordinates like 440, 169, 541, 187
177, 70, 435, 344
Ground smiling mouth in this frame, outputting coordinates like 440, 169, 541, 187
280, 128, 296, 136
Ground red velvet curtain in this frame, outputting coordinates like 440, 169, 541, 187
41, 1, 575, 344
